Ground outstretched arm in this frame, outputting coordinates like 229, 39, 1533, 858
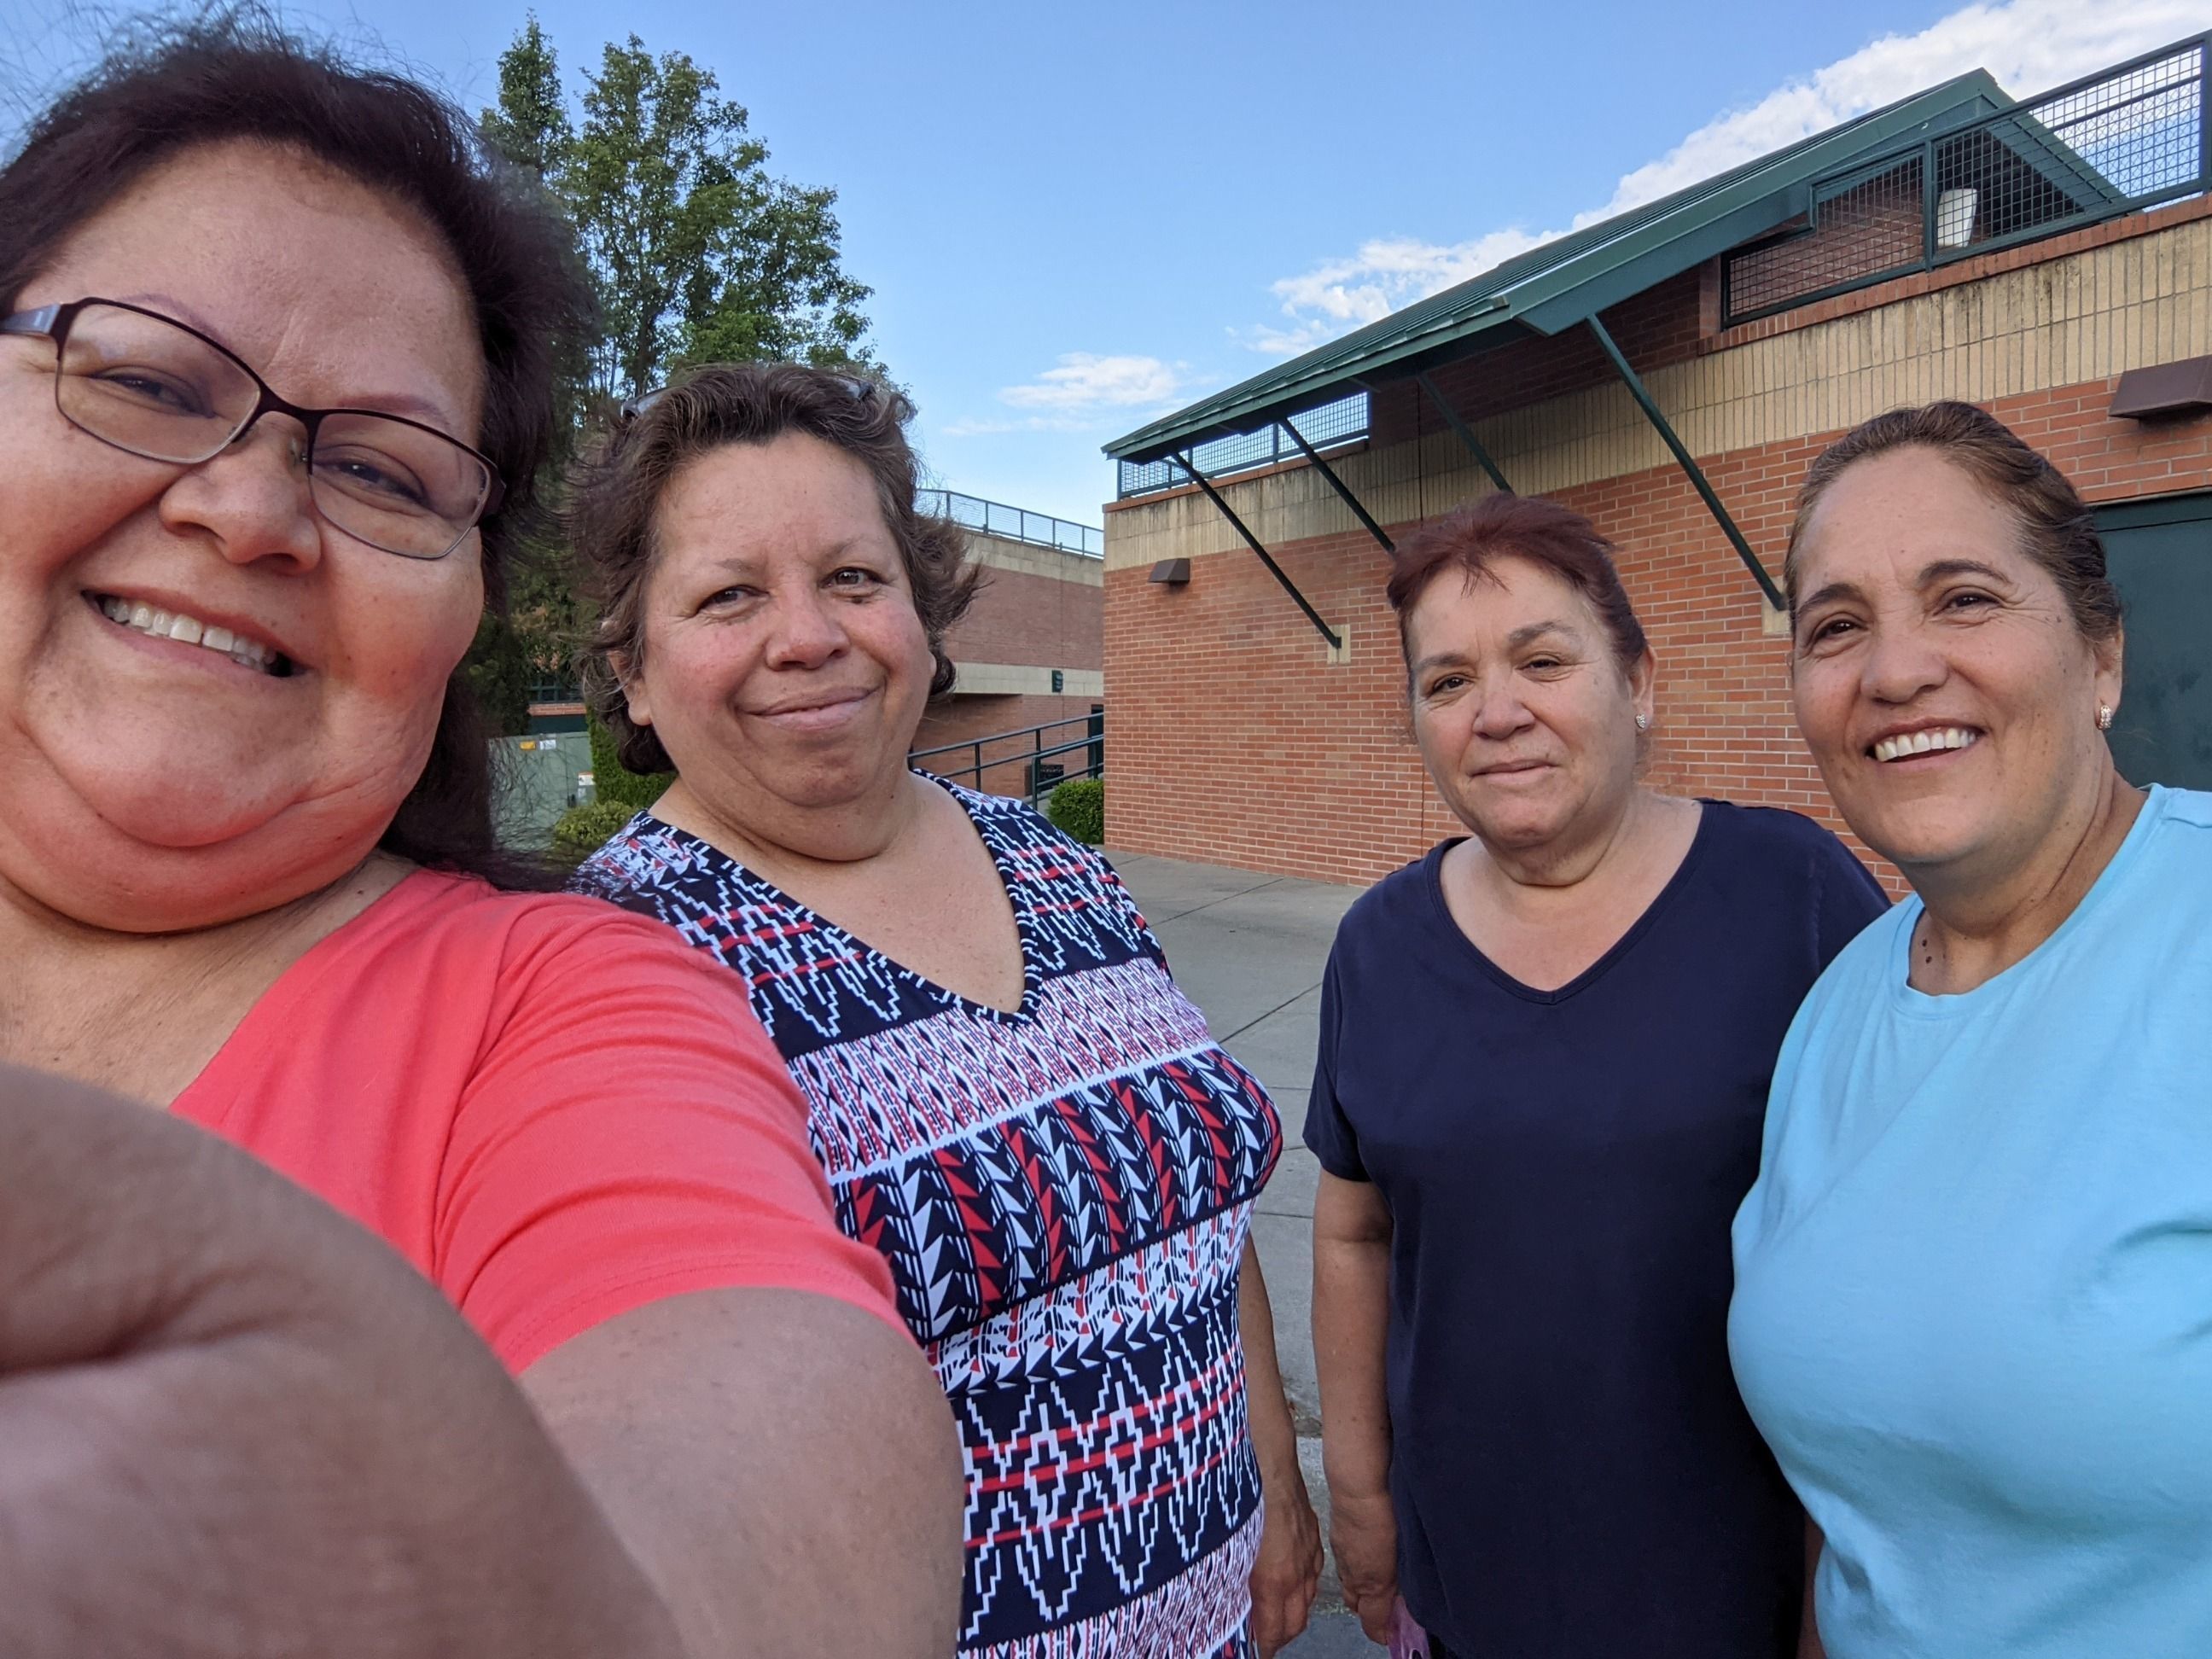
0, 1064, 683, 1659
521, 1287, 965, 1657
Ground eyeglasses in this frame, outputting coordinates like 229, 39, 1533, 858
0, 298, 504, 561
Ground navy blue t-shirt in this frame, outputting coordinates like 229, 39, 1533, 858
1305, 800, 1886, 1658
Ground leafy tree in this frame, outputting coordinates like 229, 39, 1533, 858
463, 15, 877, 732
478, 15, 569, 180
485, 18, 874, 404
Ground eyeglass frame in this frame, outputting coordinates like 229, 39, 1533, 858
0, 297, 507, 561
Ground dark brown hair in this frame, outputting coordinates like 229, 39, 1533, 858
1786, 400, 2123, 644
568, 362, 981, 775
0, 15, 594, 886
1386, 493, 1651, 678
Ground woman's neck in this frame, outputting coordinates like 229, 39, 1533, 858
654, 768, 928, 880
0, 853, 408, 1098
1475, 785, 1677, 902
1908, 765, 2145, 994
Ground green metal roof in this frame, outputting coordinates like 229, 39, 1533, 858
1105, 71, 2011, 464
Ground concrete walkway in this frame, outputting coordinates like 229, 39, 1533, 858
1106, 849, 1382, 1657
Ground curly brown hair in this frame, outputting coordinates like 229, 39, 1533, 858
567, 362, 980, 775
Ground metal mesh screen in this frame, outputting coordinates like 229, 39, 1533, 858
1726, 155, 1925, 320
1117, 390, 1371, 498
1936, 42, 2204, 255
1724, 37, 2207, 323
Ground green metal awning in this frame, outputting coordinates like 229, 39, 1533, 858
1105, 70, 2011, 465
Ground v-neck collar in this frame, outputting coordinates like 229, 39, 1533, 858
1421, 800, 1715, 1005
639, 772, 1045, 1027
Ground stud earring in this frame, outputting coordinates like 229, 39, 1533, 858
2097, 705, 2115, 731
1634, 713, 1650, 731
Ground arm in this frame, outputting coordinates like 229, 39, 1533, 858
1312, 1171, 1399, 1645
1237, 1239, 1323, 1657
0, 1064, 683, 1659
1800, 1518, 1826, 1659
521, 1289, 964, 1658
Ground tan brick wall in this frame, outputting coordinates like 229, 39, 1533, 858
1102, 201, 2212, 884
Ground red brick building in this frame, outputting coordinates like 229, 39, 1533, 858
1103, 37, 2212, 886
911, 491, 1103, 799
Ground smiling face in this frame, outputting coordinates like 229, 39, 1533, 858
1790, 445, 2122, 886
1404, 554, 1653, 854
0, 140, 487, 931
620, 432, 936, 835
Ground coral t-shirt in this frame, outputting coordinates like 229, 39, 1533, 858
173, 869, 899, 1372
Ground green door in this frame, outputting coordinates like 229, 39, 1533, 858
2097, 492, 2212, 791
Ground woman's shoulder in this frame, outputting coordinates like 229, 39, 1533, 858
1331, 842, 1448, 952
940, 780, 1123, 882
568, 810, 725, 899
1695, 798, 1855, 859
352, 866, 724, 978
2150, 784, 2212, 842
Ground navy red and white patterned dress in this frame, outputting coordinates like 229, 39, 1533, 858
573, 780, 1281, 1657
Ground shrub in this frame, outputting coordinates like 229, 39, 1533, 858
588, 712, 673, 810
549, 798, 637, 865
1045, 777, 1104, 845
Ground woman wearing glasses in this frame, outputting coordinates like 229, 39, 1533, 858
0, 21, 958, 1656
569, 364, 1324, 1659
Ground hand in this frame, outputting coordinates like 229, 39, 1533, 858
1330, 1486, 1401, 1646
0, 1065, 681, 1658
1248, 1464, 1324, 1656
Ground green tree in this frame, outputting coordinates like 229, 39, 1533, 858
463, 17, 878, 735
486, 20, 875, 403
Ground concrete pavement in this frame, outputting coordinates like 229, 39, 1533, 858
1105, 848, 1382, 1657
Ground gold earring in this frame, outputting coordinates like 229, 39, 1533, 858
2097, 705, 2114, 731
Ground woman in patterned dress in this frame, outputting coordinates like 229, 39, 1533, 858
569, 362, 1323, 1658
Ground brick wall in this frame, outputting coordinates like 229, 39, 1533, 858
943, 562, 1103, 670
909, 527, 1104, 800
1105, 377, 2212, 886
1103, 201, 2212, 887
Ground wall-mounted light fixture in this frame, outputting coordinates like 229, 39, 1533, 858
2111, 356, 2212, 421
1148, 558, 1190, 585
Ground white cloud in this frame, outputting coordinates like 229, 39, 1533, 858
940, 413, 1090, 438
998, 352, 1191, 412
1251, 0, 2199, 357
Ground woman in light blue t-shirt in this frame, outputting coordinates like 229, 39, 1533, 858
1730, 400, 2212, 1659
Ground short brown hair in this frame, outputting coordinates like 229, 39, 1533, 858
1386, 493, 1650, 679
568, 362, 980, 775
1786, 400, 2123, 644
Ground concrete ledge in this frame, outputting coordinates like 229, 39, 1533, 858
947, 661, 1104, 697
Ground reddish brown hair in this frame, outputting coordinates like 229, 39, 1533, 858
1386, 493, 1650, 680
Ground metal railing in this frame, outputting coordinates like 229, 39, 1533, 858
918, 489, 1103, 556
910, 711, 1103, 804
1725, 33, 2209, 324
1116, 390, 1371, 498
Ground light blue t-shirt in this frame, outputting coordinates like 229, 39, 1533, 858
1731, 785, 2212, 1659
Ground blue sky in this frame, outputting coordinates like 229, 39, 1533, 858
8, 0, 2200, 523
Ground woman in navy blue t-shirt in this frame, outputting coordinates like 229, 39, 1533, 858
1307, 494, 1884, 1658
